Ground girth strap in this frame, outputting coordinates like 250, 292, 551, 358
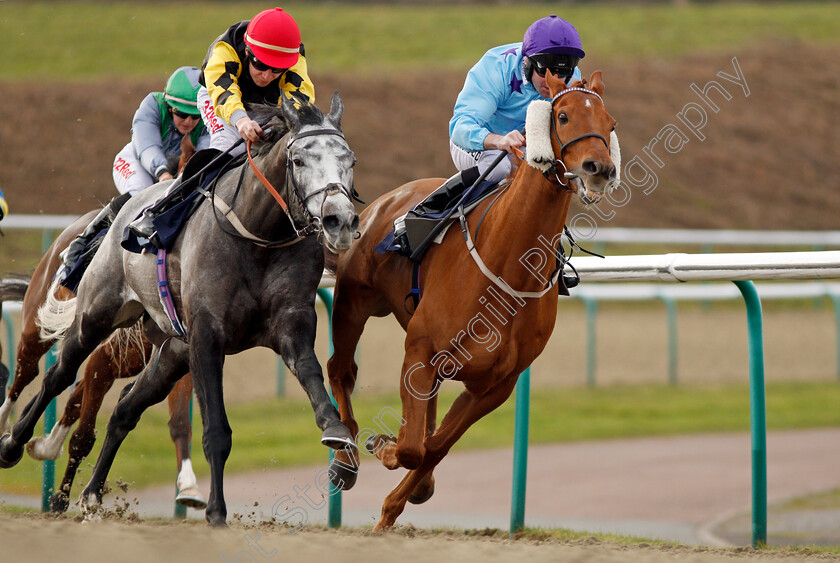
156, 248, 187, 340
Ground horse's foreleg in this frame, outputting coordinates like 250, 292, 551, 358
276, 308, 352, 449
392, 351, 441, 471
168, 373, 205, 509
325, 286, 376, 490
376, 376, 518, 530
80, 339, 189, 515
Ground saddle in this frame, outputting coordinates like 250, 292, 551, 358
375, 167, 500, 263
121, 149, 242, 254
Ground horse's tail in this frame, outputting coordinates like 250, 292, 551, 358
0, 273, 30, 302
37, 277, 77, 342
323, 246, 339, 275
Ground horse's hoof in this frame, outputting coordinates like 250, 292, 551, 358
79, 490, 102, 523
328, 455, 358, 491
50, 491, 70, 514
320, 421, 355, 450
26, 436, 62, 461
364, 434, 395, 455
408, 481, 435, 505
175, 486, 207, 510
0, 434, 23, 469
206, 516, 228, 528
408, 485, 435, 504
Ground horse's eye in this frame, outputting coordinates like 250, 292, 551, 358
351, 158, 357, 168
557, 113, 569, 125
292, 158, 304, 167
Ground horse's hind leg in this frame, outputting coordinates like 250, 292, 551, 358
169, 373, 206, 509
80, 338, 190, 515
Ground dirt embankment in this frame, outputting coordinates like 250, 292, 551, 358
3, 42, 838, 230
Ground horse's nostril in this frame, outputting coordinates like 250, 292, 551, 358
606, 163, 617, 180
351, 215, 360, 232
582, 159, 600, 175
322, 215, 341, 232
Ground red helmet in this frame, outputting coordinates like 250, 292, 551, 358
244, 8, 301, 69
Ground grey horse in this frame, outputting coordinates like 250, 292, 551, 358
0, 93, 359, 526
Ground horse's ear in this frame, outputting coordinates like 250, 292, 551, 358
589, 71, 605, 97
546, 71, 567, 98
327, 91, 344, 130
280, 94, 300, 130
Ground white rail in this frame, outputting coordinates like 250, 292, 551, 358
569, 251, 840, 282
5, 215, 840, 248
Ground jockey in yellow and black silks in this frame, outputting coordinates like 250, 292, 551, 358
198, 7, 314, 156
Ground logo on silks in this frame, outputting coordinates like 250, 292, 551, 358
113, 157, 135, 179
202, 100, 224, 134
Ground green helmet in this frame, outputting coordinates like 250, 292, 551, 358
164, 66, 202, 115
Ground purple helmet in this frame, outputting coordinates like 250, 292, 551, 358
523, 15, 585, 59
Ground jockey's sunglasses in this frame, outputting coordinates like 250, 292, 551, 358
247, 50, 287, 75
530, 54, 578, 78
170, 107, 200, 120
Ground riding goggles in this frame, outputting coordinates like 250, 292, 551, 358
170, 107, 200, 120
529, 54, 579, 78
248, 49, 288, 74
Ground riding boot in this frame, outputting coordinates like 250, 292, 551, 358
393, 167, 480, 257
59, 192, 132, 289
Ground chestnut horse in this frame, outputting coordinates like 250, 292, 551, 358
326, 72, 617, 529
0, 210, 205, 512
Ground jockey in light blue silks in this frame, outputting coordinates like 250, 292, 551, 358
449, 15, 584, 186
392, 16, 585, 254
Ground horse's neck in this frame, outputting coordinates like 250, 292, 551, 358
233, 142, 298, 233
474, 164, 572, 285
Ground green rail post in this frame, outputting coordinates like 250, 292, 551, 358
582, 297, 597, 387
317, 288, 342, 529
509, 367, 530, 537
41, 345, 58, 512
733, 280, 767, 548
829, 294, 840, 381
658, 295, 679, 386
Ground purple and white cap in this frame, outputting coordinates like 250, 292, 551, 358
522, 15, 585, 59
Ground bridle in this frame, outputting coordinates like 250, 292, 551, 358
543, 87, 610, 189
207, 127, 360, 248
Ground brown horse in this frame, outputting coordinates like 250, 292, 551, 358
326, 71, 617, 530
0, 210, 205, 512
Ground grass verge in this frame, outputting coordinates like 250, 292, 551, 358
3, 2, 840, 80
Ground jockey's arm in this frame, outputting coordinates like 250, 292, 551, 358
0, 187, 7, 221
131, 94, 171, 181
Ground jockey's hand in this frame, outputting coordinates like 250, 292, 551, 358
484, 130, 526, 154
157, 171, 175, 183
236, 117, 265, 143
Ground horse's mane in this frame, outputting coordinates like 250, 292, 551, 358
247, 100, 329, 157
